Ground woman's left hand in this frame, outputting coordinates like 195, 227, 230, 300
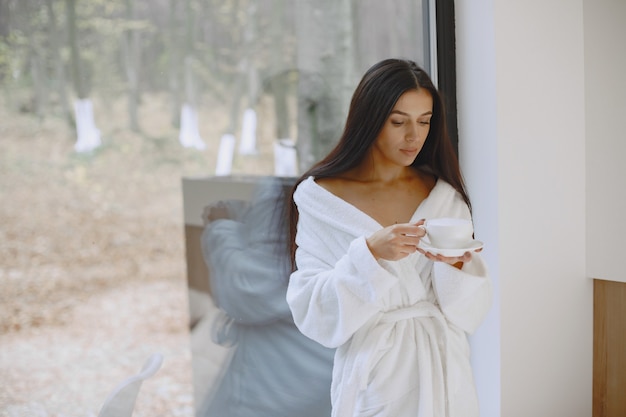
417, 247, 482, 268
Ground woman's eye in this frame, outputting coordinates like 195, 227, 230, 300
391, 120, 403, 126
419, 120, 431, 126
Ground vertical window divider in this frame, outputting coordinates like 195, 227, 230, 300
433, 0, 459, 153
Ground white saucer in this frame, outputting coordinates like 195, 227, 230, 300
418, 239, 484, 257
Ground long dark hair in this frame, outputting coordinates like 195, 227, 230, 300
288, 58, 470, 267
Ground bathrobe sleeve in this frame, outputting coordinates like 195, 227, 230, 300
287, 222, 399, 349
432, 256, 492, 334
419, 184, 493, 334
202, 219, 292, 325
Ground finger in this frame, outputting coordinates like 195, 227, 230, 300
446, 252, 471, 264
405, 237, 423, 248
394, 232, 421, 247
423, 251, 438, 261
401, 243, 419, 254
394, 223, 425, 237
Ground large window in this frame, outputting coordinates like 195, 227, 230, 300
165, 0, 438, 177
0, 1, 456, 415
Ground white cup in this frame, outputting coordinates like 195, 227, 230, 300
420, 218, 474, 249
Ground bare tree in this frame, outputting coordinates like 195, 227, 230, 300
269, 0, 291, 141
352, 0, 426, 74
0, 0, 10, 86
122, 0, 142, 132
295, 0, 355, 172
237, 0, 260, 155
7, 0, 48, 119
178, 0, 206, 149
66, 0, 101, 152
44, 0, 72, 125
166, 0, 182, 126
66, 0, 86, 99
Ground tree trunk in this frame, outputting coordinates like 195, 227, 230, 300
243, 1, 259, 108
238, 0, 259, 155
123, 0, 141, 132
178, 0, 205, 150
45, 0, 72, 125
65, 0, 87, 99
29, 50, 45, 120
224, 0, 243, 137
0, 0, 11, 105
65, 0, 100, 152
183, 0, 197, 108
295, 0, 354, 172
0, 0, 9, 39
167, 0, 181, 126
269, 0, 297, 175
269, 0, 290, 141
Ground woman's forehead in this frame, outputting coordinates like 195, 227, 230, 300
391, 89, 433, 115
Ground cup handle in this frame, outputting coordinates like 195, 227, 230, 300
417, 224, 432, 247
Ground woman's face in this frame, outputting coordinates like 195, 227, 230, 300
371, 88, 433, 168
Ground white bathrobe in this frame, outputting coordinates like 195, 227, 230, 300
286, 176, 492, 417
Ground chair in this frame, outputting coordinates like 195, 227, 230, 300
97, 353, 164, 417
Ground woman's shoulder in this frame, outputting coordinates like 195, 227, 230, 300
293, 175, 325, 203
314, 176, 346, 195
313, 174, 369, 204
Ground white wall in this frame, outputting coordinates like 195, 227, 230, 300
454, 1, 501, 416
584, 0, 626, 283
456, 1, 593, 416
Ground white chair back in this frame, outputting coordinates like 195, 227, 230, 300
97, 353, 164, 417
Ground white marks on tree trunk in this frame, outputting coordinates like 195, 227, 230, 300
273, 139, 298, 177
215, 134, 236, 176
73, 99, 101, 153
179, 104, 207, 150
238, 108, 257, 155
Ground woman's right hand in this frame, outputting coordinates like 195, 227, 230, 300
202, 201, 231, 225
366, 219, 426, 260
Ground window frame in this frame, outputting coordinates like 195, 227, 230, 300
429, 0, 459, 154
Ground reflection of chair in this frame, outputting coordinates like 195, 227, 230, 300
97, 353, 164, 417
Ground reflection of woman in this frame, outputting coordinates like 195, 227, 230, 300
286, 59, 492, 417
199, 177, 334, 417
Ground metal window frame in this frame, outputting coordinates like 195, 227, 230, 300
425, 0, 459, 153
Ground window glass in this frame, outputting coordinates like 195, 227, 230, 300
0, 1, 434, 415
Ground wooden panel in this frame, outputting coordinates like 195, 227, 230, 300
593, 279, 626, 417
184, 224, 211, 295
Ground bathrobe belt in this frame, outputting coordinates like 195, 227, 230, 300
334, 300, 449, 417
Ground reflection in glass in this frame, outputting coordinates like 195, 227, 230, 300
185, 1, 431, 415
197, 177, 334, 417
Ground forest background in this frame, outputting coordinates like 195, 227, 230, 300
0, 0, 428, 415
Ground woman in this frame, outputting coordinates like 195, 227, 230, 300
286, 59, 492, 417
199, 177, 334, 417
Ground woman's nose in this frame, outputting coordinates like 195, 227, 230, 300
406, 123, 419, 141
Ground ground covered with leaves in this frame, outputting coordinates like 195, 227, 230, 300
0, 93, 275, 416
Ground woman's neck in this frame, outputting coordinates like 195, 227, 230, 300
346, 161, 417, 184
